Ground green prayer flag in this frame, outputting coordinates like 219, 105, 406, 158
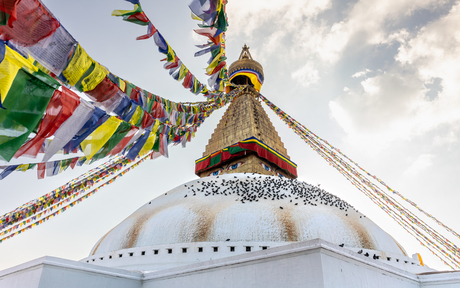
152, 132, 160, 152
0, 11, 10, 26
0, 69, 59, 161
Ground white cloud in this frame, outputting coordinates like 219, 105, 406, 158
433, 131, 457, 146
291, 62, 320, 87
403, 154, 435, 177
328, 2, 460, 153
352, 69, 372, 78
396, 3, 460, 99
227, 0, 332, 35
329, 70, 434, 152
360, 77, 381, 95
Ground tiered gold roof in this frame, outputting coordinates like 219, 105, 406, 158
228, 44, 264, 79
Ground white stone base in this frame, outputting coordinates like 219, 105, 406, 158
1, 239, 459, 288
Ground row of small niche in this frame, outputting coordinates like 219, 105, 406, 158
86, 245, 270, 262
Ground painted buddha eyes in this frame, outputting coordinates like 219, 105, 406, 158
260, 163, 272, 171
228, 162, 244, 171
210, 169, 223, 176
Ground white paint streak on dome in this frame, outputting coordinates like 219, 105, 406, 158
90, 174, 407, 257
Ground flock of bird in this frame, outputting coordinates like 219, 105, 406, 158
179, 173, 360, 215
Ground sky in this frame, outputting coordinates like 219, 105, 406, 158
1, 0, 459, 271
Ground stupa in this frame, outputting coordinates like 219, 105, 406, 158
2, 46, 459, 288
81, 46, 428, 273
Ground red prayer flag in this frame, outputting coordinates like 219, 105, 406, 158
85, 76, 119, 102
182, 71, 193, 88
0, 0, 21, 27
70, 157, 78, 169
37, 162, 45, 179
0, 0, 60, 46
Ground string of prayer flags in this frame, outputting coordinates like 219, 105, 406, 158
189, 0, 228, 92
0, 164, 36, 180
259, 93, 460, 269
0, 152, 153, 243
0, 0, 237, 169
0, 155, 131, 236
112, 0, 208, 96
0, 153, 110, 180
0, 153, 151, 243
111, 1, 149, 26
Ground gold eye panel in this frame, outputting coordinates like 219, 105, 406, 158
260, 162, 272, 172
209, 169, 223, 176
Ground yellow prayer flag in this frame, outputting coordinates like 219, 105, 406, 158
191, 12, 203, 21
62, 44, 93, 86
0, 46, 38, 104
16, 164, 29, 172
81, 62, 109, 91
178, 64, 188, 81
206, 51, 223, 74
129, 106, 143, 126
119, 79, 126, 92
80, 116, 122, 159
139, 133, 156, 156
151, 119, 161, 134
112, 4, 141, 16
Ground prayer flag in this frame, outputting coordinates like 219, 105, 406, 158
112, 4, 149, 26
107, 126, 138, 156
136, 22, 157, 40
81, 62, 109, 92
139, 132, 156, 156
0, 164, 18, 180
92, 121, 132, 160
194, 27, 221, 45
80, 116, 122, 160
194, 44, 220, 57
153, 31, 168, 54
0, 0, 60, 46
42, 99, 94, 162
0, 45, 38, 108
14, 87, 80, 158
0, 0, 21, 27
178, 64, 188, 81
189, 0, 218, 25
17, 26, 77, 76
0, 69, 59, 161
62, 44, 93, 87
61, 107, 109, 154
126, 130, 149, 160
37, 162, 45, 179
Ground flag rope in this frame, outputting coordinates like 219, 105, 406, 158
259, 93, 460, 269
0, 152, 152, 243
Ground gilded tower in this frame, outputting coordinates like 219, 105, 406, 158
195, 45, 297, 179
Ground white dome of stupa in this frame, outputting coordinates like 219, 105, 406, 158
81, 174, 410, 271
